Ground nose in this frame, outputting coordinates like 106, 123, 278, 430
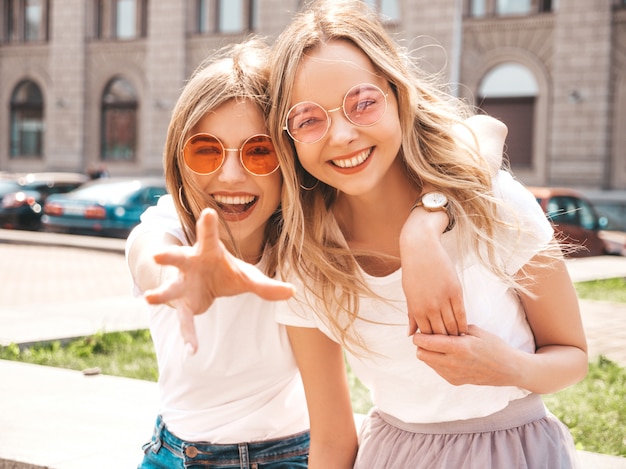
326, 107, 358, 145
217, 149, 247, 182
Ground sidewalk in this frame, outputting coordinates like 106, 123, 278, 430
1, 229, 625, 468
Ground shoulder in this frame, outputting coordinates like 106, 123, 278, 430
454, 115, 508, 176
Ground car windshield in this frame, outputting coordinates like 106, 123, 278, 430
70, 180, 145, 204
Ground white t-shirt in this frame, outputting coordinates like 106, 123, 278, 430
126, 195, 309, 442
276, 171, 554, 423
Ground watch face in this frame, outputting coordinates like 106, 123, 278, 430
424, 191, 448, 208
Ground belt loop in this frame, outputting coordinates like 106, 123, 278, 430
151, 415, 165, 453
238, 442, 250, 469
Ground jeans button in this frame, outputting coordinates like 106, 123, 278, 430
185, 445, 199, 458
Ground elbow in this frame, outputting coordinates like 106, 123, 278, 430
573, 347, 589, 385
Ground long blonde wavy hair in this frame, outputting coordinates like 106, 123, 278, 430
164, 37, 280, 275
268, 0, 544, 352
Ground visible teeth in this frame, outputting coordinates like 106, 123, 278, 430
213, 194, 255, 205
332, 148, 371, 168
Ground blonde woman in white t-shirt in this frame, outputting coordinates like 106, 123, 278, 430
125, 38, 316, 469
264, 1, 587, 468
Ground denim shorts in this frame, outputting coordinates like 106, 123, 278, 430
138, 415, 310, 469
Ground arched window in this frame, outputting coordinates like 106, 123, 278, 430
478, 63, 538, 168
10, 80, 44, 158
101, 77, 138, 161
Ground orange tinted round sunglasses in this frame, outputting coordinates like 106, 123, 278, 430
182, 133, 279, 176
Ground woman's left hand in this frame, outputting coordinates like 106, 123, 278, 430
412, 325, 521, 386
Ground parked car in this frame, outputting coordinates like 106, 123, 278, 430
42, 177, 168, 238
0, 172, 89, 231
528, 186, 626, 257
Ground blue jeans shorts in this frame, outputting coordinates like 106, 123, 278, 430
138, 415, 310, 469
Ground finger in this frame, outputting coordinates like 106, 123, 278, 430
177, 308, 198, 355
418, 316, 433, 335
152, 249, 189, 269
450, 297, 468, 334
196, 208, 221, 252
248, 280, 296, 301
144, 279, 184, 305
426, 313, 449, 336
407, 316, 418, 336
440, 302, 460, 336
236, 261, 296, 300
412, 331, 453, 353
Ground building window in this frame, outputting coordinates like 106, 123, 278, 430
101, 77, 138, 161
93, 0, 147, 40
497, 0, 532, 15
189, 0, 255, 34
10, 80, 44, 158
2, 0, 49, 43
467, 0, 551, 17
362, 0, 400, 23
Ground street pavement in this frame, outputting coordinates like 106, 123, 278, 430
0, 228, 625, 468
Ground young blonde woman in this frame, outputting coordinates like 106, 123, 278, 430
125, 38, 315, 469
265, 0, 588, 468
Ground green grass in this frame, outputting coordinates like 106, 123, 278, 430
0, 330, 158, 382
543, 356, 626, 456
1, 278, 625, 457
574, 277, 626, 303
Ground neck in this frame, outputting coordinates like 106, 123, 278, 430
334, 167, 418, 269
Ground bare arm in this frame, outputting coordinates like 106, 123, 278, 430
287, 326, 358, 469
412, 253, 588, 394
400, 208, 466, 335
401, 115, 507, 336
515, 254, 588, 392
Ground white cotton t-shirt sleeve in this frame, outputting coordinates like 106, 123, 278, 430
275, 273, 320, 328
491, 170, 554, 274
125, 194, 185, 297
125, 194, 185, 253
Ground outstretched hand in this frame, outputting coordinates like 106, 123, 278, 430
144, 208, 295, 353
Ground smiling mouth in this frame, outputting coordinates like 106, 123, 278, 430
331, 148, 372, 168
212, 194, 257, 215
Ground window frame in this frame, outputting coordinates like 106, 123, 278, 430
1, 0, 49, 43
188, 0, 255, 35
93, 0, 148, 40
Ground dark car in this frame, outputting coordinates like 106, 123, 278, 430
528, 186, 626, 257
42, 177, 168, 238
0, 172, 89, 231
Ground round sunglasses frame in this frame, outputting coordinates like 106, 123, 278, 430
284, 83, 389, 144
182, 133, 280, 177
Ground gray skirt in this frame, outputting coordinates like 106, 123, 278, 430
354, 394, 580, 469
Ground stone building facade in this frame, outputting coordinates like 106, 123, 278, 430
0, 0, 625, 190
